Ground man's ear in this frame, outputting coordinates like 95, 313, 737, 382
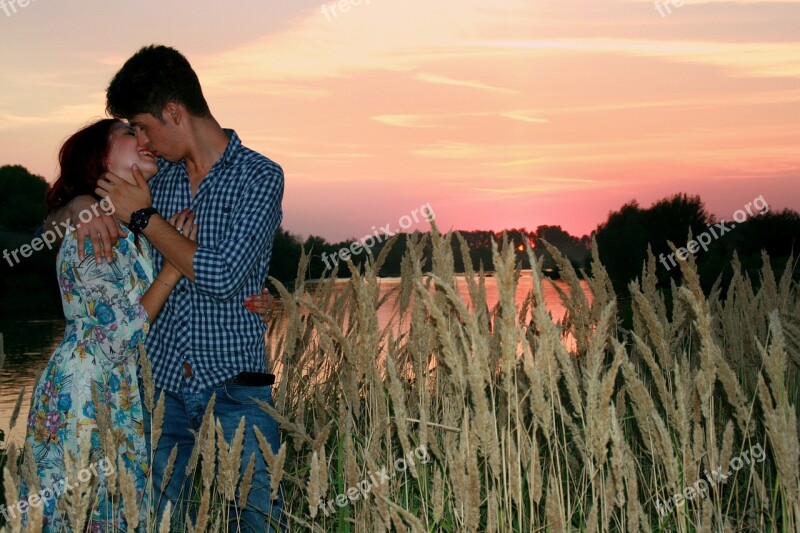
164, 102, 181, 125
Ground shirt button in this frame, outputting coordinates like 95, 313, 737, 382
181, 286, 188, 293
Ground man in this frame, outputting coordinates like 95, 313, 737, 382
53, 45, 284, 531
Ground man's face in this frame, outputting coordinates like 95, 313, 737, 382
129, 111, 181, 162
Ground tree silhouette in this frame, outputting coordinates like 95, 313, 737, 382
0, 165, 49, 231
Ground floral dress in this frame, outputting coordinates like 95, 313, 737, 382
22, 222, 154, 532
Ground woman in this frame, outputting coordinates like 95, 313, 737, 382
20, 119, 274, 531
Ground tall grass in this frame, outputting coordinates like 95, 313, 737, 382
2, 227, 799, 532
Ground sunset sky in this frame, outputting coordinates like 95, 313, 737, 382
0, 0, 798, 241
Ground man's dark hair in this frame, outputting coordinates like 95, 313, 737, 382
106, 45, 211, 121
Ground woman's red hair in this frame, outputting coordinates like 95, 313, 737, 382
45, 119, 120, 215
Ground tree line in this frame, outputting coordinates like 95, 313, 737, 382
1, 164, 798, 317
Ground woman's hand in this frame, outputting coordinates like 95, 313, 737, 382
245, 288, 278, 323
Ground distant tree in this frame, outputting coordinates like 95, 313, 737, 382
267, 227, 303, 288
0, 165, 49, 231
533, 225, 590, 273
594, 193, 711, 293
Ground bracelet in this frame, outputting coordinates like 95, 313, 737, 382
155, 278, 174, 289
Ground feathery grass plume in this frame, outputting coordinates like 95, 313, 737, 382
102, 428, 117, 495
158, 501, 172, 533
2, 466, 22, 531
7, 387, 24, 434
432, 466, 444, 523
306, 450, 322, 519
90, 382, 113, 453
192, 486, 211, 533
542, 239, 593, 353
629, 331, 679, 436
16, 444, 37, 520
61, 449, 85, 532
25, 490, 44, 533
377, 491, 427, 533
385, 336, 417, 478
254, 398, 312, 449
217, 416, 246, 501
117, 460, 139, 531
545, 469, 565, 531
150, 390, 166, 452
3, 441, 18, 488
199, 415, 216, 492
138, 340, 155, 412
254, 427, 286, 502
239, 453, 256, 509
756, 314, 800, 516
583, 303, 617, 466
160, 444, 179, 495
630, 275, 673, 376
186, 393, 216, 475
492, 234, 521, 386
311, 420, 333, 454
621, 358, 681, 492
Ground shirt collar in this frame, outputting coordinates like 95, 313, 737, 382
155, 128, 243, 174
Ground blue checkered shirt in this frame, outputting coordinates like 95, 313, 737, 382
144, 129, 283, 393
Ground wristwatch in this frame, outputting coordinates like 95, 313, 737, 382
129, 207, 159, 235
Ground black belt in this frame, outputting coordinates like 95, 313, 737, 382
224, 372, 276, 387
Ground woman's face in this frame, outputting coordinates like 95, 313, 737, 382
106, 121, 158, 183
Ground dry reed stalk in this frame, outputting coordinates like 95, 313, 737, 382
7, 387, 24, 435
254, 427, 286, 502
306, 450, 322, 519
756, 314, 800, 510
138, 340, 155, 412
159, 444, 178, 495
239, 452, 256, 509
2, 467, 22, 531
158, 501, 172, 533
150, 390, 165, 452
4, 442, 17, 484
118, 460, 139, 531
218, 416, 246, 501
192, 486, 211, 533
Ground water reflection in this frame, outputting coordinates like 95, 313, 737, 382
1, 276, 588, 444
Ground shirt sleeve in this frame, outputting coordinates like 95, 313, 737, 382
192, 162, 284, 301
70, 241, 150, 364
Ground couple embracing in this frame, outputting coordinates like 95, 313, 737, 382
20, 45, 285, 532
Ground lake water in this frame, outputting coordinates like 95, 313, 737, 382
0, 275, 589, 444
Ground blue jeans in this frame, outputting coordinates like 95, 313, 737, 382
142, 380, 284, 532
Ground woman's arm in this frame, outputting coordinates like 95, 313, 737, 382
139, 260, 182, 323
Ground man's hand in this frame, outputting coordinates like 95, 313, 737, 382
95, 164, 152, 224
69, 196, 125, 264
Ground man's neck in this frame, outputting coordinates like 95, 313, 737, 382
183, 116, 230, 184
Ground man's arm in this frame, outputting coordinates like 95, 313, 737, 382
96, 162, 283, 300
43, 196, 125, 264
177, 164, 283, 302
140, 210, 199, 280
